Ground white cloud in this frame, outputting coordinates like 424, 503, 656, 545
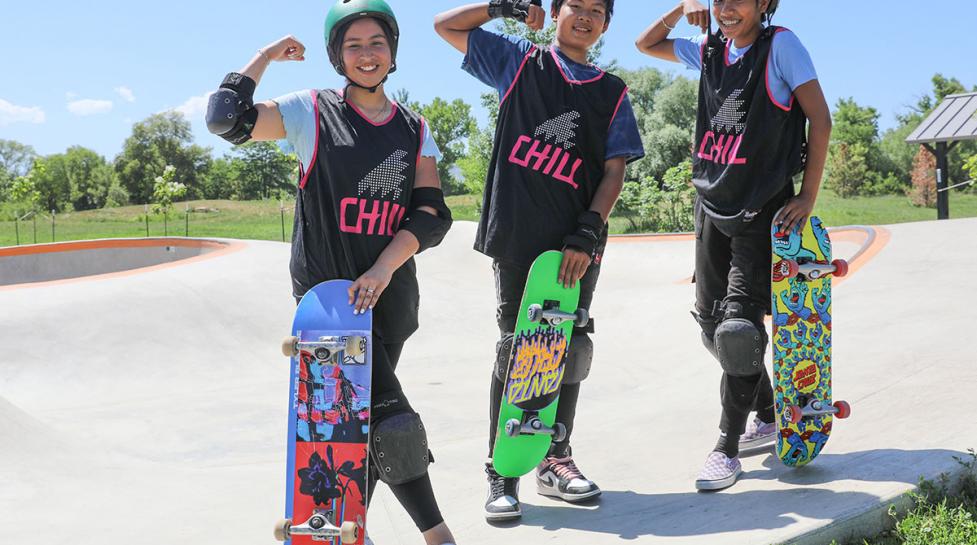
115, 86, 136, 103
68, 98, 114, 116
0, 98, 46, 126
172, 92, 213, 121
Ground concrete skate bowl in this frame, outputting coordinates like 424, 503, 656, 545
0, 238, 244, 289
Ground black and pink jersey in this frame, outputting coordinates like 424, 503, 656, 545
693, 26, 808, 217
290, 89, 426, 342
477, 45, 630, 266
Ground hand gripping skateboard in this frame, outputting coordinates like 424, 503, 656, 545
771, 214, 851, 467
275, 280, 371, 544
493, 251, 590, 477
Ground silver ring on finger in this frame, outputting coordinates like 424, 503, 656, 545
367, 288, 376, 293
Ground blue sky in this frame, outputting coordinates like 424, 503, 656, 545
2, 0, 974, 160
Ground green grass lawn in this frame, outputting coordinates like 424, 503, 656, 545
2, 191, 976, 248
833, 451, 977, 545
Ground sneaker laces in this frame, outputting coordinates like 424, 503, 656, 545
548, 456, 583, 481
485, 465, 508, 499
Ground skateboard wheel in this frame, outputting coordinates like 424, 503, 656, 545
833, 400, 851, 419
574, 308, 590, 327
527, 304, 543, 323
281, 336, 298, 358
832, 259, 849, 278
784, 259, 800, 279
345, 336, 365, 356
273, 518, 290, 541
553, 422, 567, 443
340, 521, 358, 544
786, 405, 803, 424
505, 418, 521, 438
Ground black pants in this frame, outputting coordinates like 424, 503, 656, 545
488, 258, 600, 459
693, 191, 789, 436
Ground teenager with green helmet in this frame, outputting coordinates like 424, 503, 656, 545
205, 1, 458, 543
324, 0, 401, 88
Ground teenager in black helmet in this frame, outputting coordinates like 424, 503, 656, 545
637, 0, 832, 490
206, 1, 458, 542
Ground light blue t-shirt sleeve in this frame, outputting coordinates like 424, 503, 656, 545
673, 34, 706, 72
770, 30, 818, 92
273, 90, 317, 174
419, 117, 442, 161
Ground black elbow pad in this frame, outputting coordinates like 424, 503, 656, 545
400, 187, 453, 252
206, 73, 259, 145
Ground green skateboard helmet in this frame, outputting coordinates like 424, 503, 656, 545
324, 0, 400, 77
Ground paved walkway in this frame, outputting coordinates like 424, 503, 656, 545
1, 219, 973, 545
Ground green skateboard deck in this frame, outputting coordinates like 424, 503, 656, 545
771, 214, 851, 467
492, 251, 589, 478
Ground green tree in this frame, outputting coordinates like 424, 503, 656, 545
0, 139, 37, 179
6, 176, 41, 219
115, 111, 212, 203
965, 155, 977, 182
0, 139, 38, 202
827, 98, 889, 196
62, 146, 117, 211
415, 97, 476, 195
227, 141, 296, 200
201, 157, 237, 200
25, 155, 72, 212
458, 92, 499, 202
825, 142, 874, 198
151, 165, 188, 219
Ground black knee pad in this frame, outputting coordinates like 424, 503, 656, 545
370, 411, 431, 485
563, 330, 593, 385
494, 333, 514, 381
715, 302, 768, 376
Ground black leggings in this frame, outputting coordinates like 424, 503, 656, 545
366, 338, 444, 532
488, 259, 600, 459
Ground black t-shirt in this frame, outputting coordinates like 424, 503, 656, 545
290, 89, 425, 343
693, 26, 808, 216
477, 46, 628, 266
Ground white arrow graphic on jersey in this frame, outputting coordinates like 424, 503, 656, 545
534, 111, 581, 149
711, 88, 747, 134
358, 149, 409, 200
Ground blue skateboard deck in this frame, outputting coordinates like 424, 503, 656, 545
276, 280, 372, 545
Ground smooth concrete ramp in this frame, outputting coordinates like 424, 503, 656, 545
0, 220, 973, 545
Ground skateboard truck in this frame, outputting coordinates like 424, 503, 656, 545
504, 413, 567, 442
780, 259, 849, 281
785, 398, 852, 424
527, 301, 589, 328
281, 335, 366, 362
274, 510, 359, 543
